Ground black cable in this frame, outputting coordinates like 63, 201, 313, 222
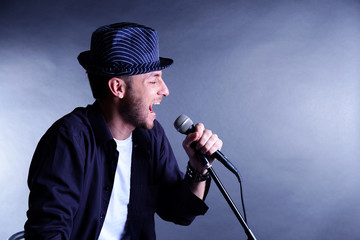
239, 179, 248, 224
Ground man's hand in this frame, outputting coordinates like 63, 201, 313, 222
182, 123, 222, 199
183, 122, 222, 173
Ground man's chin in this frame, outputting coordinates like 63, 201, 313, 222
144, 113, 156, 129
137, 120, 154, 130
145, 122, 155, 130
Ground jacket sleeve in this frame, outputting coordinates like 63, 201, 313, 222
25, 124, 85, 240
153, 122, 210, 225
156, 177, 210, 225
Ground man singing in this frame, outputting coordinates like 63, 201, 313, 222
25, 22, 222, 240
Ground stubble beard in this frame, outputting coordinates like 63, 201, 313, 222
120, 91, 154, 130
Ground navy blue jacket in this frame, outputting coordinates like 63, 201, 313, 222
25, 102, 208, 240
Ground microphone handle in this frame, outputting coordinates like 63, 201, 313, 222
212, 150, 241, 182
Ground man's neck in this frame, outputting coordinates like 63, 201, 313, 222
98, 100, 135, 140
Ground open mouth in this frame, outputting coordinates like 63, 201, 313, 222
149, 102, 160, 115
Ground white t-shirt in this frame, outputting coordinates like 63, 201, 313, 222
98, 134, 133, 240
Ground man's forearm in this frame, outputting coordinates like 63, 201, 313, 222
188, 179, 207, 199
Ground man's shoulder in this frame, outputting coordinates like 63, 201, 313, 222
41, 105, 96, 141
55, 106, 90, 130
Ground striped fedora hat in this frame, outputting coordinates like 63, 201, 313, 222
78, 22, 173, 76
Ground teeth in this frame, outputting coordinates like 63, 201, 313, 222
150, 102, 160, 114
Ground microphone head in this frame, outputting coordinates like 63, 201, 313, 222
174, 114, 194, 134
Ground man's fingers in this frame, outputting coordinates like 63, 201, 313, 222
182, 122, 222, 160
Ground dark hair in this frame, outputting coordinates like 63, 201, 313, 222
87, 74, 111, 100
87, 74, 132, 100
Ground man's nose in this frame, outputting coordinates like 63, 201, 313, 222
159, 80, 170, 97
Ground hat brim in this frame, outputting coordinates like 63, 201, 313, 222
78, 51, 173, 77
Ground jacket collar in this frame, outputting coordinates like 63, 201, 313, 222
87, 101, 114, 146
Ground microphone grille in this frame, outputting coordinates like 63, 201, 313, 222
174, 114, 193, 134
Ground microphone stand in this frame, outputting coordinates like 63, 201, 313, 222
198, 154, 257, 240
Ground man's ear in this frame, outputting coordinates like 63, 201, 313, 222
108, 77, 127, 99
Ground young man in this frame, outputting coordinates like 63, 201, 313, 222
25, 22, 222, 240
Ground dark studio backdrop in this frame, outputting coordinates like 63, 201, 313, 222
1, 0, 359, 239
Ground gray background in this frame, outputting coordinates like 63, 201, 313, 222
1, 0, 359, 239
